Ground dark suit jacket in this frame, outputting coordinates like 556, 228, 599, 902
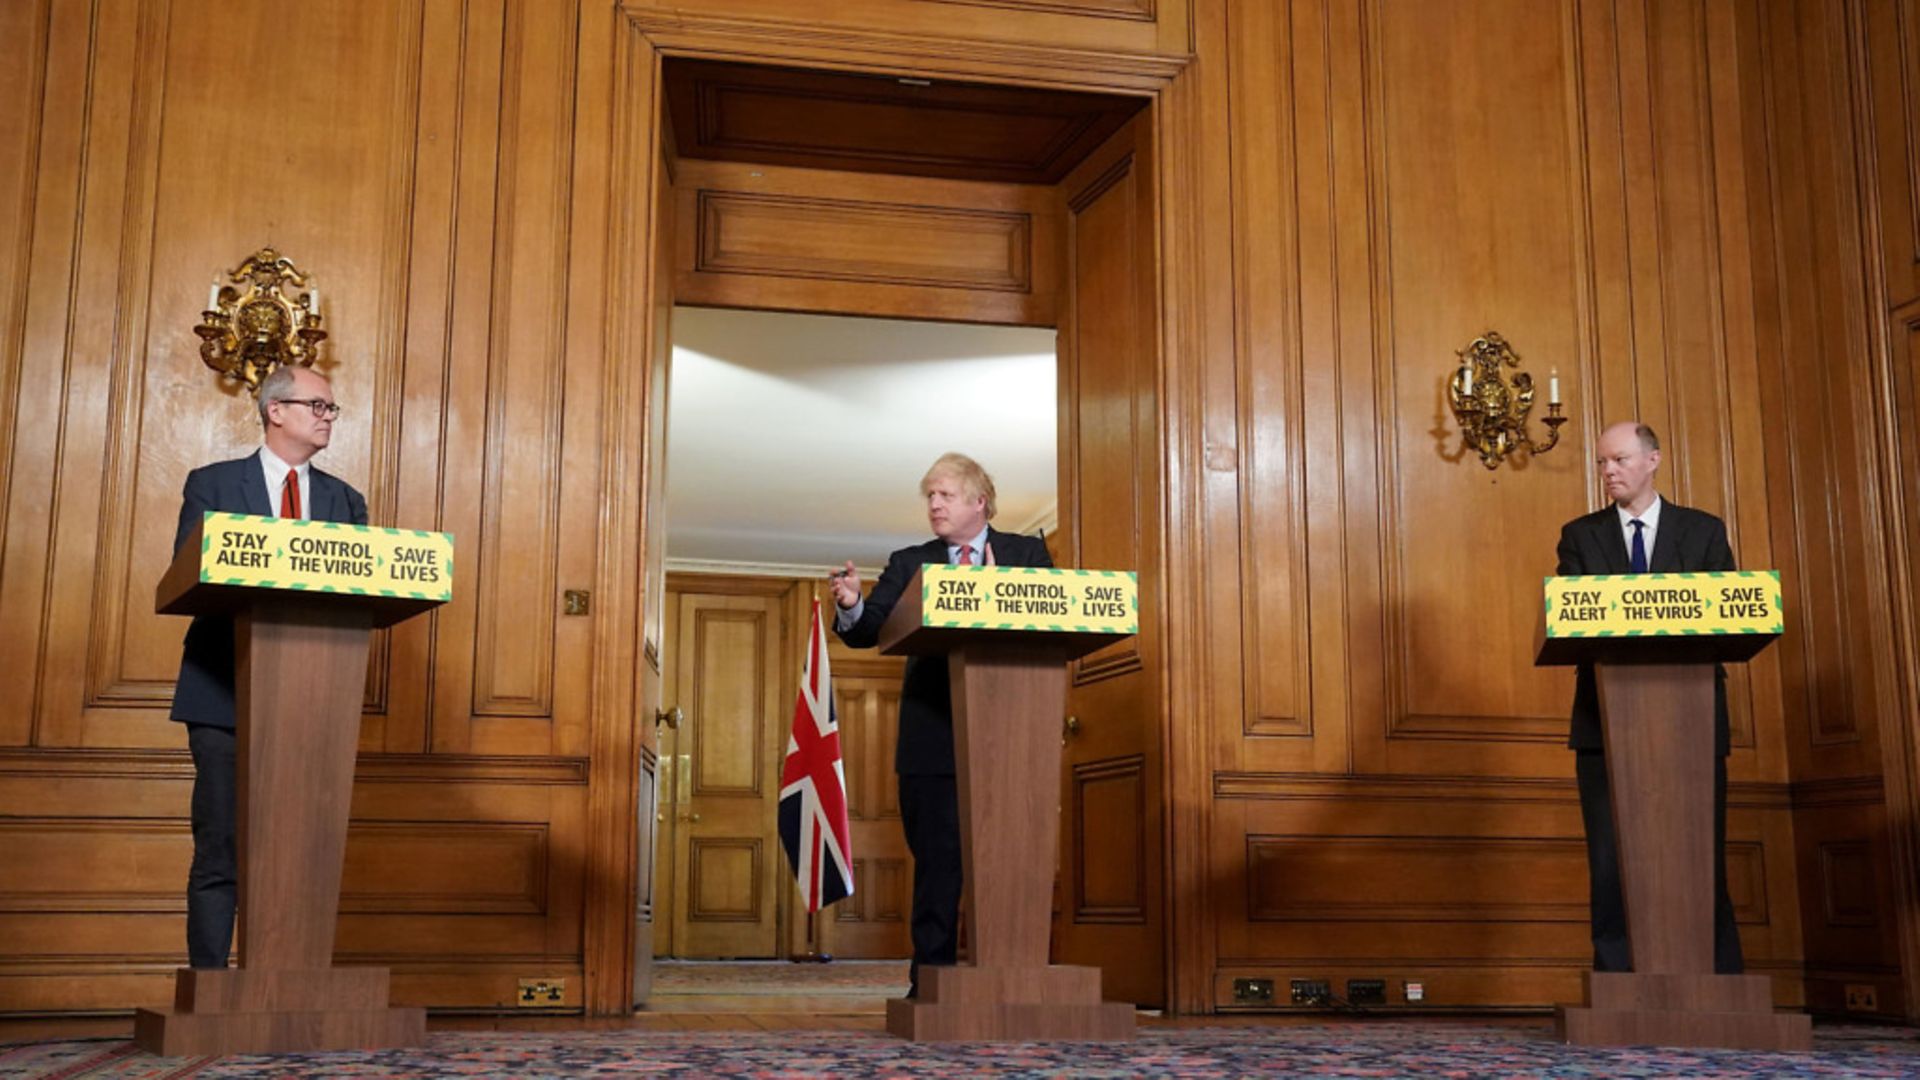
835, 527, 1053, 775
1555, 498, 1735, 753
169, 451, 370, 729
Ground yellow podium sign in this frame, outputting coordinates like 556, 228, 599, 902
198, 512, 453, 603
1542, 570, 1782, 638
919, 565, 1136, 635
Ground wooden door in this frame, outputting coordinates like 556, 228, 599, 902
659, 580, 789, 957
819, 651, 913, 959
1054, 109, 1165, 1006
631, 146, 677, 1004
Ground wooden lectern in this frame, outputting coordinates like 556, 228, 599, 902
877, 567, 1136, 1042
135, 517, 446, 1056
1536, 621, 1811, 1051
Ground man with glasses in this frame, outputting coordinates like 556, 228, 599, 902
168, 364, 368, 968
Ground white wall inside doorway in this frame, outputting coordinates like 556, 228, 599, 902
665, 306, 1058, 575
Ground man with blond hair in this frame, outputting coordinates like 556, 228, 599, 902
830, 452, 1052, 999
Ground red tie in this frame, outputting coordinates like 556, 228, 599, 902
280, 470, 301, 520
956, 545, 972, 565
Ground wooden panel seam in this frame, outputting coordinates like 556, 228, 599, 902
1214, 770, 1795, 809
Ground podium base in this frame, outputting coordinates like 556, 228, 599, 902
133, 966, 425, 1056
885, 964, 1134, 1041
1555, 972, 1811, 1050
133, 1004, 426, 1056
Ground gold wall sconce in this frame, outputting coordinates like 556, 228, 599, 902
1448, 331, 1567, 470
195, 248, 327, 394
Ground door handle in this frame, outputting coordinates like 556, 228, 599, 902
1063, 714, 1081, 742
656, 706, 682, 730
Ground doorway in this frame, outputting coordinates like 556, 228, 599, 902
627, 55, 1167, 1009
651, 307, 1058, 961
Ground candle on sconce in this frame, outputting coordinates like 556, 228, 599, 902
1549, 369, 1561, 406
207, 282, 220, 311
307, 287, 318, 315
1459, 361, 1473, 395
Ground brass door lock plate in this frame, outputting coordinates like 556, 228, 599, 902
563, 590, 590, 615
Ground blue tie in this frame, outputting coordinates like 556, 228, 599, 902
1629, 519, 1648, 574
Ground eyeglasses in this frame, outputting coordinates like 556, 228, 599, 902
276, 398, 343, 419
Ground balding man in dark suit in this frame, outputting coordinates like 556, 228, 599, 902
1556, 420, 1742, 975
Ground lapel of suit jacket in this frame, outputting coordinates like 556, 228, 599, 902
1649, 500, 1685, 572
920, 538, 949, 566
1591, 510, 1631, 574
241, 451, 274, 517
310, 469, 342, 523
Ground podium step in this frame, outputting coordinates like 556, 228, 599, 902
1556, 1004, 1811, 1051
133, 1004, 425, 1056
172, 966, 392, 1013
1585, 971, 1773, 1013
916, 963, 1102, 1005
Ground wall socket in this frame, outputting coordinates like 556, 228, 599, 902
1290, 978, 1331, 1006
1844, 984, 1879, 1013
1231, 977, 1275, 1005
1347, 978, 1386, 1006
517, 978, 566, 1007
1403, 980, 1426, 1003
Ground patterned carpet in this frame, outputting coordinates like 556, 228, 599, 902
2, 1023, 1915, 1079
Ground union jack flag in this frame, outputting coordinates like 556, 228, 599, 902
778, 599, 854, 912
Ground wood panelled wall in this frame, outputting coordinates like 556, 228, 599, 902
1744, 0, 1920, 1017
1181, 0, 1915, 1017
2, 0, 1916, 1021
1861, 0, 1920, 1021
1191, 0, 1795, 1011
0, 0, 644, 1013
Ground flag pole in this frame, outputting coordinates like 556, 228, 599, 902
789, 904, 830, 963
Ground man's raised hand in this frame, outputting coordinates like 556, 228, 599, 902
828, 561, 861, 609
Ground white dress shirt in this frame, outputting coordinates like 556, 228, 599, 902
258, 445, 311, 520
1616, 495, 1661, 567
946, 525, 990, 567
